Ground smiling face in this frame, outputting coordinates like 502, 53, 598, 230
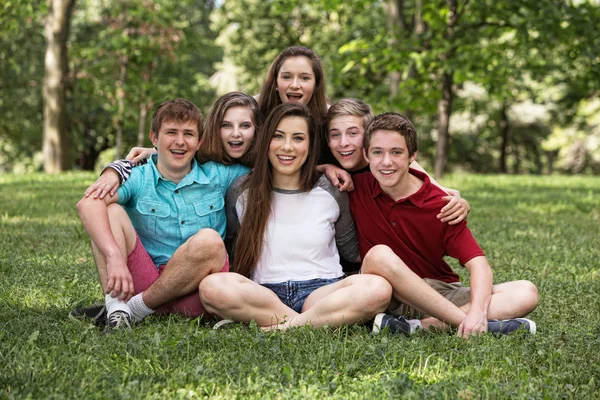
276, 56, 316, 106
150, 120, 201, 182
219, 106, 256, 160
268, 116, 310, 189
365, 129, 417, 191
327, 115, 368, 171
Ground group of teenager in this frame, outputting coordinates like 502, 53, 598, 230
74, 46, 539, 338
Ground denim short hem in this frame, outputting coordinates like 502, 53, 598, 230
262, 277, 343, 313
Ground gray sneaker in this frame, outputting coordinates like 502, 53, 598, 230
104, 310, 132, 332
487, 318, 536, 335
373, 313, 422, 335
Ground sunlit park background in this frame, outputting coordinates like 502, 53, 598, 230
1, 0, 600, 398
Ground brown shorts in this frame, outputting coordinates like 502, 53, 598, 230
387, 278, 471, 319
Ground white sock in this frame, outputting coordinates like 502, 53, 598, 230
105, 294, 131, 317
407, 319, 423, 333
127, 292, 154, 322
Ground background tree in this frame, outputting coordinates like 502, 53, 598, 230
42, 0, 75, 173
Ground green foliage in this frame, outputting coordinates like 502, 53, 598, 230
215, 0, 600, 175
1, 1, 599, 173
0, 0, 46, 171
1, 173, 599, 398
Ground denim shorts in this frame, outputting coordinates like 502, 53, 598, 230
261, 277, 343, 313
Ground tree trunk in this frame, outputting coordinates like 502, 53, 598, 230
137, 102, 148, 147
434, 71, 453, 179
114, 55, 128, 159
499, 102, 509, 173
385, 0, 424, 120
386, 0, 403, 111
42, 0, 75, 173
433, 0, 458, 179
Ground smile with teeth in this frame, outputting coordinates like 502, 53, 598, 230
338, 150, 355, 158
277, 155, 296, 164
228, 141, 244, 149
379, 170, 396, 176
170, 149, 187, 156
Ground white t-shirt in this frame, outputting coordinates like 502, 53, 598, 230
226, 174, 360, 284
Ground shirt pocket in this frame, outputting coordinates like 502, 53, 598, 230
191, 195, 226, 236
136, 200, 171, 236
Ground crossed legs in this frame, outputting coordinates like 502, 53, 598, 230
91, 204, 226, 314
199, 273, 392, 329
361, 245, 539, 330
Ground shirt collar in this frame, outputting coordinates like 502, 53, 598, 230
372, 168, 431, 208
149, 154, 210, 187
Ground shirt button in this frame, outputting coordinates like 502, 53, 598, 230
175, 190, 179, 194
181, 221, 185, 225
391, 221, 396, 226
151, 208, 155, 213
209, 205, 214, 210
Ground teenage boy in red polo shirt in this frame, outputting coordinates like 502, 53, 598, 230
349, 112, 539, 336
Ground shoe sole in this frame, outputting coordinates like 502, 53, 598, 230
213, 319, 235, 330
516, 318, 536, 335
372, 313, 385, 334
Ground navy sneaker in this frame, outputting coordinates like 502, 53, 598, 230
70, 304, 106, 326
373, 313, 422, 335
487, 318, 536, 335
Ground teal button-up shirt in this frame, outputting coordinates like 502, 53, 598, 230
117, 154, 249, 267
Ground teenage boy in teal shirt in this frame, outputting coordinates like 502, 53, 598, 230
77, 99, 248, 329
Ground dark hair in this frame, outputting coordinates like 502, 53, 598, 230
151, 98, 203, 137
364, 112, 418, 156
257, 46, 328, 123
234, 103, 320, 278
197, 92, 261, 167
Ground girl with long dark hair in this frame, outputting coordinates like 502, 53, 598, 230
199, 103, 392, 329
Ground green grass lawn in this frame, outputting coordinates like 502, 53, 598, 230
1, 172, 599, 399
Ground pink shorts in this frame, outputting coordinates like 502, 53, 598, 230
127, 235, 229, 318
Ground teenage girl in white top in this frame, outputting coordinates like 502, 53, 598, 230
199, 103, 392, 330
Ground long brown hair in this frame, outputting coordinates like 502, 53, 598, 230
234, 103, 321, 278
197, 92, 261, 167
257, 46, 328, 124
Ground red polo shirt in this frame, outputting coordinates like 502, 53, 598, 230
349, 169, 484, 283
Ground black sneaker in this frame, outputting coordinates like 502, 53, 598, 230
70, 304, 106, 326
104, 310, 132, 332
487, 318, 536, 335
373, 313, 421, 335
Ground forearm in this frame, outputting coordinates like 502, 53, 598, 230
76, 197, 121, 259
466, 256, 493, 314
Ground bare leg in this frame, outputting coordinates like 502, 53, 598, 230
361, 245, 466, 327
199, 272, 298, 327
278, 274, 392, 329
90, 204, 137, 292
459, 280, 539, 319
142, 228, 227, 310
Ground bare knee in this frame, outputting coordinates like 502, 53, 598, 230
186, 229, 226, 262
350, 275, 392, 314
199, 273, 239, 313
517, 280, 539, 315
362, 245, 406, 278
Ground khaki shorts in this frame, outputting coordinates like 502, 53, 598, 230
387, 278, 471, 320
